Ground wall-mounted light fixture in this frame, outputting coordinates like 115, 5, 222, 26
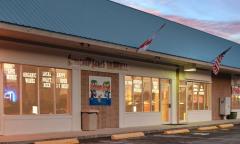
184, 64, 197, 72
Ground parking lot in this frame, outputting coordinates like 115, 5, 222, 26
81, 125, 240, 144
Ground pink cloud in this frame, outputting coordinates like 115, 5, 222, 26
126, 5, 240, 44
113, 0, 240, 44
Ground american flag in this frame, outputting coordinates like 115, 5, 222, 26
212, 46, 232, 75
137, 23, 166, 52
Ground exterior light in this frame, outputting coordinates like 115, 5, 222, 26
184, 64, 197, 72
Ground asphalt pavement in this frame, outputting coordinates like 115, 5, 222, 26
81, 125, 240, 144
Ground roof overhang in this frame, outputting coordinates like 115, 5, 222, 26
0, 22, 239, 74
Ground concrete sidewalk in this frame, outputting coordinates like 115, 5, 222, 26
1, 119, 240, 143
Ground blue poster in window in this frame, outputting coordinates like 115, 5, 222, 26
89, 76, 111, 105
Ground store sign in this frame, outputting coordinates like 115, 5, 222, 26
232, 86, 240, 95
68, 55, 128, 70
89, 76, 111, 105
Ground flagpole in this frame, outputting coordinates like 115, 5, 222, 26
137, 23, 166, 52
211, 45, 233, 63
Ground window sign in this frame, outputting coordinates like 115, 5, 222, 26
42, 71, 52, 88
89, 76, 111, 105
56, 69, 71, 114
56, 71, 69, 89
22, 65, 38, 114
3, 63, 20, 115
39, 68, 55, 114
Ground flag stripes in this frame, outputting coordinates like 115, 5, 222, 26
137, 23, 166, 52
212, 46, 232, 75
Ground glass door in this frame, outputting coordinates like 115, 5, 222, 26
161, 79, 171, 123
179, 86, 187, 122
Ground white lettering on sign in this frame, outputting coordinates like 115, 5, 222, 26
42, 71, 52, 88
61, 84, 69, 89
6, 75, 17, 80
23, 72, 37, 84
57, 72, 65, 78
43, 83, 51, 88
25, 78, 35, 84
42, 77, 52, 83
7, 68, 16, 75
42, 72, 51, 77
4, 64, 17, 81
60, 78, 67, 84
23, 72, 37, 78
56, 72, 69, 89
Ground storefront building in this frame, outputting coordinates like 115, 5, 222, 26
0, 0, 240, 135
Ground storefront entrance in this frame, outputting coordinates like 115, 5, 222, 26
179, 85, 187, 122
161, 79, 171, 123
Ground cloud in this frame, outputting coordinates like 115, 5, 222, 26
159, 15, 240, 44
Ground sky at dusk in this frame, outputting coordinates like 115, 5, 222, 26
111, 0, 240, 44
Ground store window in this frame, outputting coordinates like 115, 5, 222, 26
187, 82, 211, 110
133, 77, 143, 112
152, 78, 160, 112
232, 86, 240, 109
125, 76, 133, 112
39, 67, 55, 114
2, 63, 72, 115
124, 76, 168, 112
3, 63, 20, 115
22, 65, 38, 114
56, 69, 71, 114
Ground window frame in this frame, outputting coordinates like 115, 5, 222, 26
1, 62, 72, 116
124, 75, 171, 113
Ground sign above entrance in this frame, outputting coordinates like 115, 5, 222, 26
68, 55, 128, 70
89, 76, 111, 106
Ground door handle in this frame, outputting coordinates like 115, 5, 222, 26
168, 104, 171, 108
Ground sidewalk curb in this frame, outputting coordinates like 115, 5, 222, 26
3, 120, 240, 144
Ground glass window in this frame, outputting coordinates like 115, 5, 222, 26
124, 75, 171, 113
193, 83, 199, 110
22, 65, 38, 114
198, 83, 205, 110
161, 79, 170, 122
187, 82, 193, 110
125, 76, 133, 112
3, 63, 20, 115
187, 82, 211, 111
232, 86, 240, 109
143, 77, 151, 112
39, 67, 55, 114
152, 78, 160, 112
56, 69, 72, 114
133, 77, 143, 112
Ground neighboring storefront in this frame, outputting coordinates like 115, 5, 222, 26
178, 70, 212, 123
231, 75, 240, 118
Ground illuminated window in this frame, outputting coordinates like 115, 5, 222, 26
152, 78, 160, 112
133, 77, 143, 112
39, 67, 55, 114
3, 63, 20, 115
187, 82, 211, 110
22, 65, 38, 114
143, 77, 151, 112
124, 76, 169, 113
2, 63, 72, 115
232, 86, 240, 109
125, 76, 133, 112
56, 69, 71, 114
